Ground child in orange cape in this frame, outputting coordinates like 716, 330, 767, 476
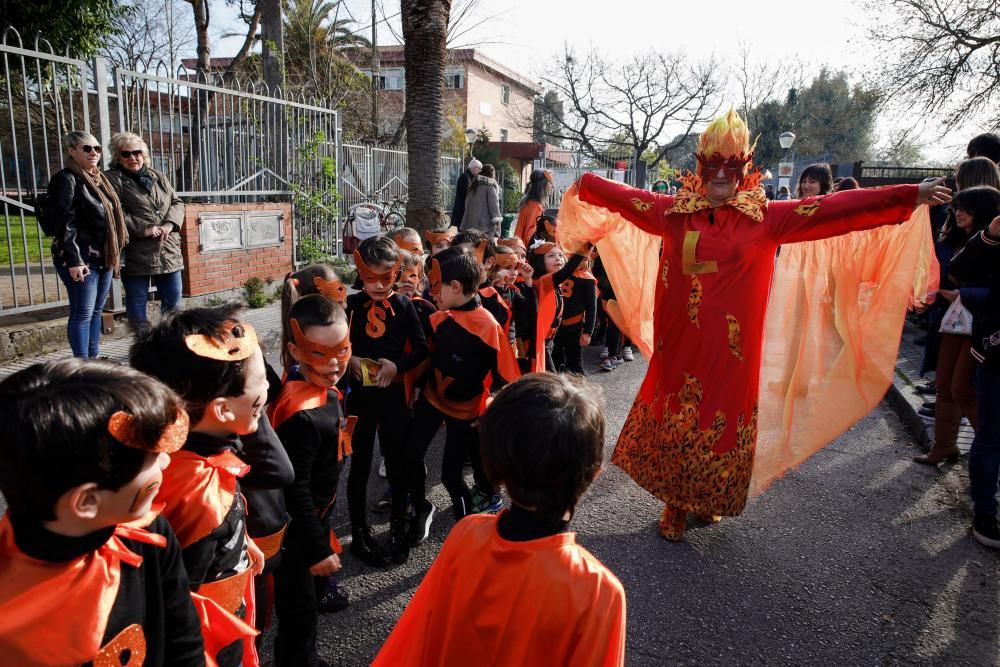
375, 373, 626, 667
0, 359, 205, 666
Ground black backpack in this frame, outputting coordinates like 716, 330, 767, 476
33, 190, 58, 236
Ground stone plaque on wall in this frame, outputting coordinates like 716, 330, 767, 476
246, 212, 284, 248
198, 213, 243, 252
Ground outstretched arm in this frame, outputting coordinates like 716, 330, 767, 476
577, 173, 673, 236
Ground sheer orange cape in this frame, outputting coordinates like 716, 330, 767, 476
560, 176, 937, 498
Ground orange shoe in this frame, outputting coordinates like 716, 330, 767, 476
658, 506, 687, 541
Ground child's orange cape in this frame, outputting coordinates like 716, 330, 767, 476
372, 514, 626, 667
0, 510, 166, 666
533, 275, 558, 373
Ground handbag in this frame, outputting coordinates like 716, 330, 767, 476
939, 295, 974, 336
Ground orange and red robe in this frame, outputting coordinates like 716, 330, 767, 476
0, 510, 205, 666
373, 514, 626, 667
563, 173, 926, 516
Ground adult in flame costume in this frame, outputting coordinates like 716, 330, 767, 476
559, 109, 951, 540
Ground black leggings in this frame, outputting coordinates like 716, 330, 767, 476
273, 525, 329, 667
605, 317, 630, 357
405, 395, 485, 520
346, 383, 409, 530
552, 322, 584, 374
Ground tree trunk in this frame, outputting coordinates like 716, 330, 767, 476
260, 0, 284, 93
401, 0, 451, 233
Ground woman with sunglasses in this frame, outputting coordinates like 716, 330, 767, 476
105, 132, 185, 333
48, 131, 128, 357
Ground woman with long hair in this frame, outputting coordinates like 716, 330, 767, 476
796, 163, 834, 198
513, 169, 553, 247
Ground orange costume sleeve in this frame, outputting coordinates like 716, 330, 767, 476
514, 200, 545, 248
373, 514, 625, 667
0, 511, 166, 667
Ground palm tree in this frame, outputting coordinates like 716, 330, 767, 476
283, 0, 370, 99
402, 0, 452, 232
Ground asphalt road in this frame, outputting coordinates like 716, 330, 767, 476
262, 346, 1000, 666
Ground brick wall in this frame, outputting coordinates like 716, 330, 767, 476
181, 203, 293, 297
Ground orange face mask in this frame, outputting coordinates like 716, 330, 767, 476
184, 321, 258, 361
354, 250, 401, 285
471, 240, 488, 265
392, 234, 424, 255
290, 318, 352, 386
428, 258, 443, 298
108, 409, 190, 454
314, 275, 347, 304
425, 229, 456, 247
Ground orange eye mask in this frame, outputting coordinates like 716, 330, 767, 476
290, 318, 352, 368
184, 321, 258, 361
353, 250, 401, 284
494, 253, 518, 270
314, 275, 347, 303
108, 409, 190, 454
399, 263, 422, 286
391, 234, 424, 255
497, 237, 526, 252
424, 228, 457, 246
428, 258, 443, 297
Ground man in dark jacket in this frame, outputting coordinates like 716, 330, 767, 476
451, 158, 482, 229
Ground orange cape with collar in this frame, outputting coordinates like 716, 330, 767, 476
533, 275, 559, 373
427, 307, 520, 418
479, 286, 512, 339
0, 510, 166, 667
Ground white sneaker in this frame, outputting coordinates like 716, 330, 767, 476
622, 347, 634, 361
378, 457, 387, 478
600, 347, 609, 360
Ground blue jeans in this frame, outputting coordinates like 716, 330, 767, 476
56, 265, 113, 358
969, 365, 1000, 517
123, 271, 183, 330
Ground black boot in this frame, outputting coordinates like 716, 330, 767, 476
350, 525, 391, 567
387, 518, 410, 564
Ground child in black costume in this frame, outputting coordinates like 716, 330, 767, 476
404, 247, 521, 546
0, 359, 205, 667
551, 250, 597, 374
346, 237, 429, 564
526, 239, 591, 372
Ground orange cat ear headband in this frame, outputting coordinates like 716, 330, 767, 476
494, 253, 518, 270
353, 249, 401, 284
497, 237, 526, 252
184, 321, 259, 361
390, 232, 425, 255
428, 258, 443, 297
108, 409, 190, 454
424, 227, 457, 245
531, 241, 558, 256
471, 240, 488, 264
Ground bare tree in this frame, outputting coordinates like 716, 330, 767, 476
869, 0, 1000, 130
103, 0, 196, 72
401, 0, 451, 232
523, 46, 723, 187
730, 41, 805, 139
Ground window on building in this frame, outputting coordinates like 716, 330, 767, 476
444, 71, 465, 89
501, 84, 511, 105
370, 69, 404, 90
500, 129, 509, 142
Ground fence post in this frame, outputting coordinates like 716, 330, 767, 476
93, 56, 124, 312
334, 111, 343, 257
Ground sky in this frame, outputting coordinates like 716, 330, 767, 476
211, 0, 981, 163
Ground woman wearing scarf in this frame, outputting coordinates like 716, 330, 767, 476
105, 132, 185, 333
48, 131, 128, 358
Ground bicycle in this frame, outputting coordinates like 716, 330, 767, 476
342, 191, 408, 254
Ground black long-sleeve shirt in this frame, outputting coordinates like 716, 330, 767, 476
345, 292, 429, 374
275, 381, 346, 566
9, 514, 205, 667
238, 412, 293, 542
426, 297, 508, 409
559, 274, 598, 335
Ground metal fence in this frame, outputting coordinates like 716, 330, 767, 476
0, 26, 343, 314
541, 146, 637, 208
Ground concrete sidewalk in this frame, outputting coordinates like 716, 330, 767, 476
0, 302, 284, 380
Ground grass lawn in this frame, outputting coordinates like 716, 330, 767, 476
0, 215, 52, 266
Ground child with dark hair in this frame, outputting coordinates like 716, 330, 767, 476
130, 305, 268, 667
375, 373, 626, 666
346, 237, 429, 565
280, 264, 347, 370
491, 245, 537, 372
424, 225, 458, 256
526, 239, 591, 372
404, 246, 521, 545
0, 359, 205, 666
551, 248, 598, 374
534, 212, 559, 244
266, 293, 354, 667
967, 132, 1000, 163
453, 229, 511, 338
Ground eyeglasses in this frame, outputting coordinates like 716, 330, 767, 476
80, 145, 102, 154
119, 150, 143, 159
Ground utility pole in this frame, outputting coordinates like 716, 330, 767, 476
371, 0, 379, 143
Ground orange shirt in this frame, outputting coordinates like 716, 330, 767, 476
374, 514, 626, 667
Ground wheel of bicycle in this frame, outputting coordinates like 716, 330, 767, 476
382, 212, 406, 232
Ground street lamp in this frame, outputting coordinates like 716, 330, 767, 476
465, 128, 477, 159
778, 131, 796, 150
776, 131, 797, 197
